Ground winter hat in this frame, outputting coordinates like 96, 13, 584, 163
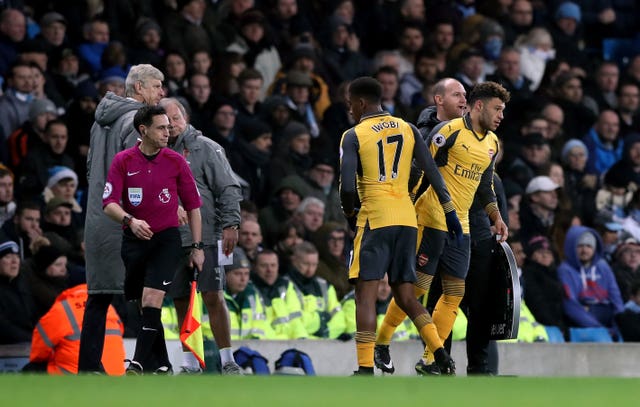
47, 166, 78, 189
34, 244, 65, 270
525, 235, 552, 257
561, 139, 588, 164
283, 122, 310, 141
240, 119, 272, 142
224, 248, 251, 273
28, 98, 58, 122
286, 70, 313, 87
555, 2, 581, 23
135, 17, 161, 39
40, 12, 67, 27
74, 80, 99, 100
45, 197, 73, 214
0, 240, 19, 258
577, 231, 597, 248
522, 132, 548, 147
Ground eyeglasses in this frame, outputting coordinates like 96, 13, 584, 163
328, 236, 345, 242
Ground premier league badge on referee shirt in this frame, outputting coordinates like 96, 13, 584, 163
158, 188, 171, 204
128, 187, 143, 206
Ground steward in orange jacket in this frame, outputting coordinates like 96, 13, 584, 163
29, 284, 125, 375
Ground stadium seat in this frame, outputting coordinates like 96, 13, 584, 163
568, 327, 613, 343
544, 326, 565, 343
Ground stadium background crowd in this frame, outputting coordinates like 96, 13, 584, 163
2, 0, 640, 367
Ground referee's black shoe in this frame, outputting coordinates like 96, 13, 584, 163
374, 344, 395, 374
125, 359, 143, 375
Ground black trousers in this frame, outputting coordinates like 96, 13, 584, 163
426, 237, 498, 374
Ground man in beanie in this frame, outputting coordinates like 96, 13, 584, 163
159, 97, 243, 374
269, 121, 311, 181
232, 119, 272, 207
22, 240, 68, 320
562, 138, 598, 222
0, 239, 37, 344
549, 1, 587, 71
5, 98, 58, 172
558, 225, 624, 340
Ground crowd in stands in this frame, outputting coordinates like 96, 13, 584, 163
2, 0, 640, 358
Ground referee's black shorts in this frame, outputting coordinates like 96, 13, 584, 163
121, 227, 182, 301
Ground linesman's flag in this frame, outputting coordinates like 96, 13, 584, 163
180, 278, 205, 369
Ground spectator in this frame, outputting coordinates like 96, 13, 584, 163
615, 280, 640, 341
519, 175, 559, 243
558, 226, 624, 340
311, 221, 351, 300
595, 163, 634, 220
129, 18, 163, 68
269, 121, 311, 181
163, 0, 226, 58
259, 175, 308, 248
551, 71, 598, 140
64, 81, 99, 187
18, 119, 75, 200
506, 133, 551, 190
0, 166, 16, 225
34, 12, 68, 56
453, 47, 486, 96
232, 119, 272, 207
399, 50, 439, 108
287, 242, 344, 338
583, 109, 624, 176
320, 15, 370, 91
0, 199, 40, 255
251, 250, 307, 339
5, 97, 58, 173
293, 196, 325, 238
226, 8, 282, 100
0, 8, 27, 77
208, 98, 238, 151
50, 47, 91, 102
233, 68, 264, 129
522, 235, 566, 336
260, 94, 292, 144
561, 139, 598, 223
548, 2, 588, 72
184, 73, 214, 133
281, 69, 320, 138
272, 220, 304, 274
26, 283, 125, 375
0, 61, 34, 142
611, 237, 640, 302
0, 239, 36, 344
425, 21, 455, 74
76, 17, 110, 75
40, 196, 83, 266
515, 27, 555, 91
304, 154, 343, 225
321, 81, 353, 154
162, 51, 188, 97
502, 0, 534, 45
375, 65, 412, 121
585, 61, 619, 113
238, 219, 263, 266
616, 81, 640, 138
224, 247, 275, 339
22, 237, 69, 320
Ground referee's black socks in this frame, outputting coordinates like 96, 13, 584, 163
133, 307, 162, 369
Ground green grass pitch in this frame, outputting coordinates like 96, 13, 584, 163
2, 375, 639, 406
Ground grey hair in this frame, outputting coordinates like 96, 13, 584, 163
125, 64, 164, 97
296, 196, 325, 214
159, 97, 188, 119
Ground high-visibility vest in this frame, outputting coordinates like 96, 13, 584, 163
29, 284, 125, 375
255, 277, 308, 339
225, 283, 276, 339
291, 277, 345, 339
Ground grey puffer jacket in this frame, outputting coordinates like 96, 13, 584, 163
84, 92, 144, 294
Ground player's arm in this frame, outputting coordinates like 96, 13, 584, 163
477, 157, 508, 242
410, 123, 453, 210
339, 129, 359, 217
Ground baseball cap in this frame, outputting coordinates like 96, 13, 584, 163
40, 12, 67, 27
525, 176, 559, 195
224, 248, 251, 272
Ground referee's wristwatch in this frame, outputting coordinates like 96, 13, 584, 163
122, 214, 133, 227
191, 241, 205, 250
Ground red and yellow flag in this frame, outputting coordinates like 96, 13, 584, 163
180, 280, 205, 368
